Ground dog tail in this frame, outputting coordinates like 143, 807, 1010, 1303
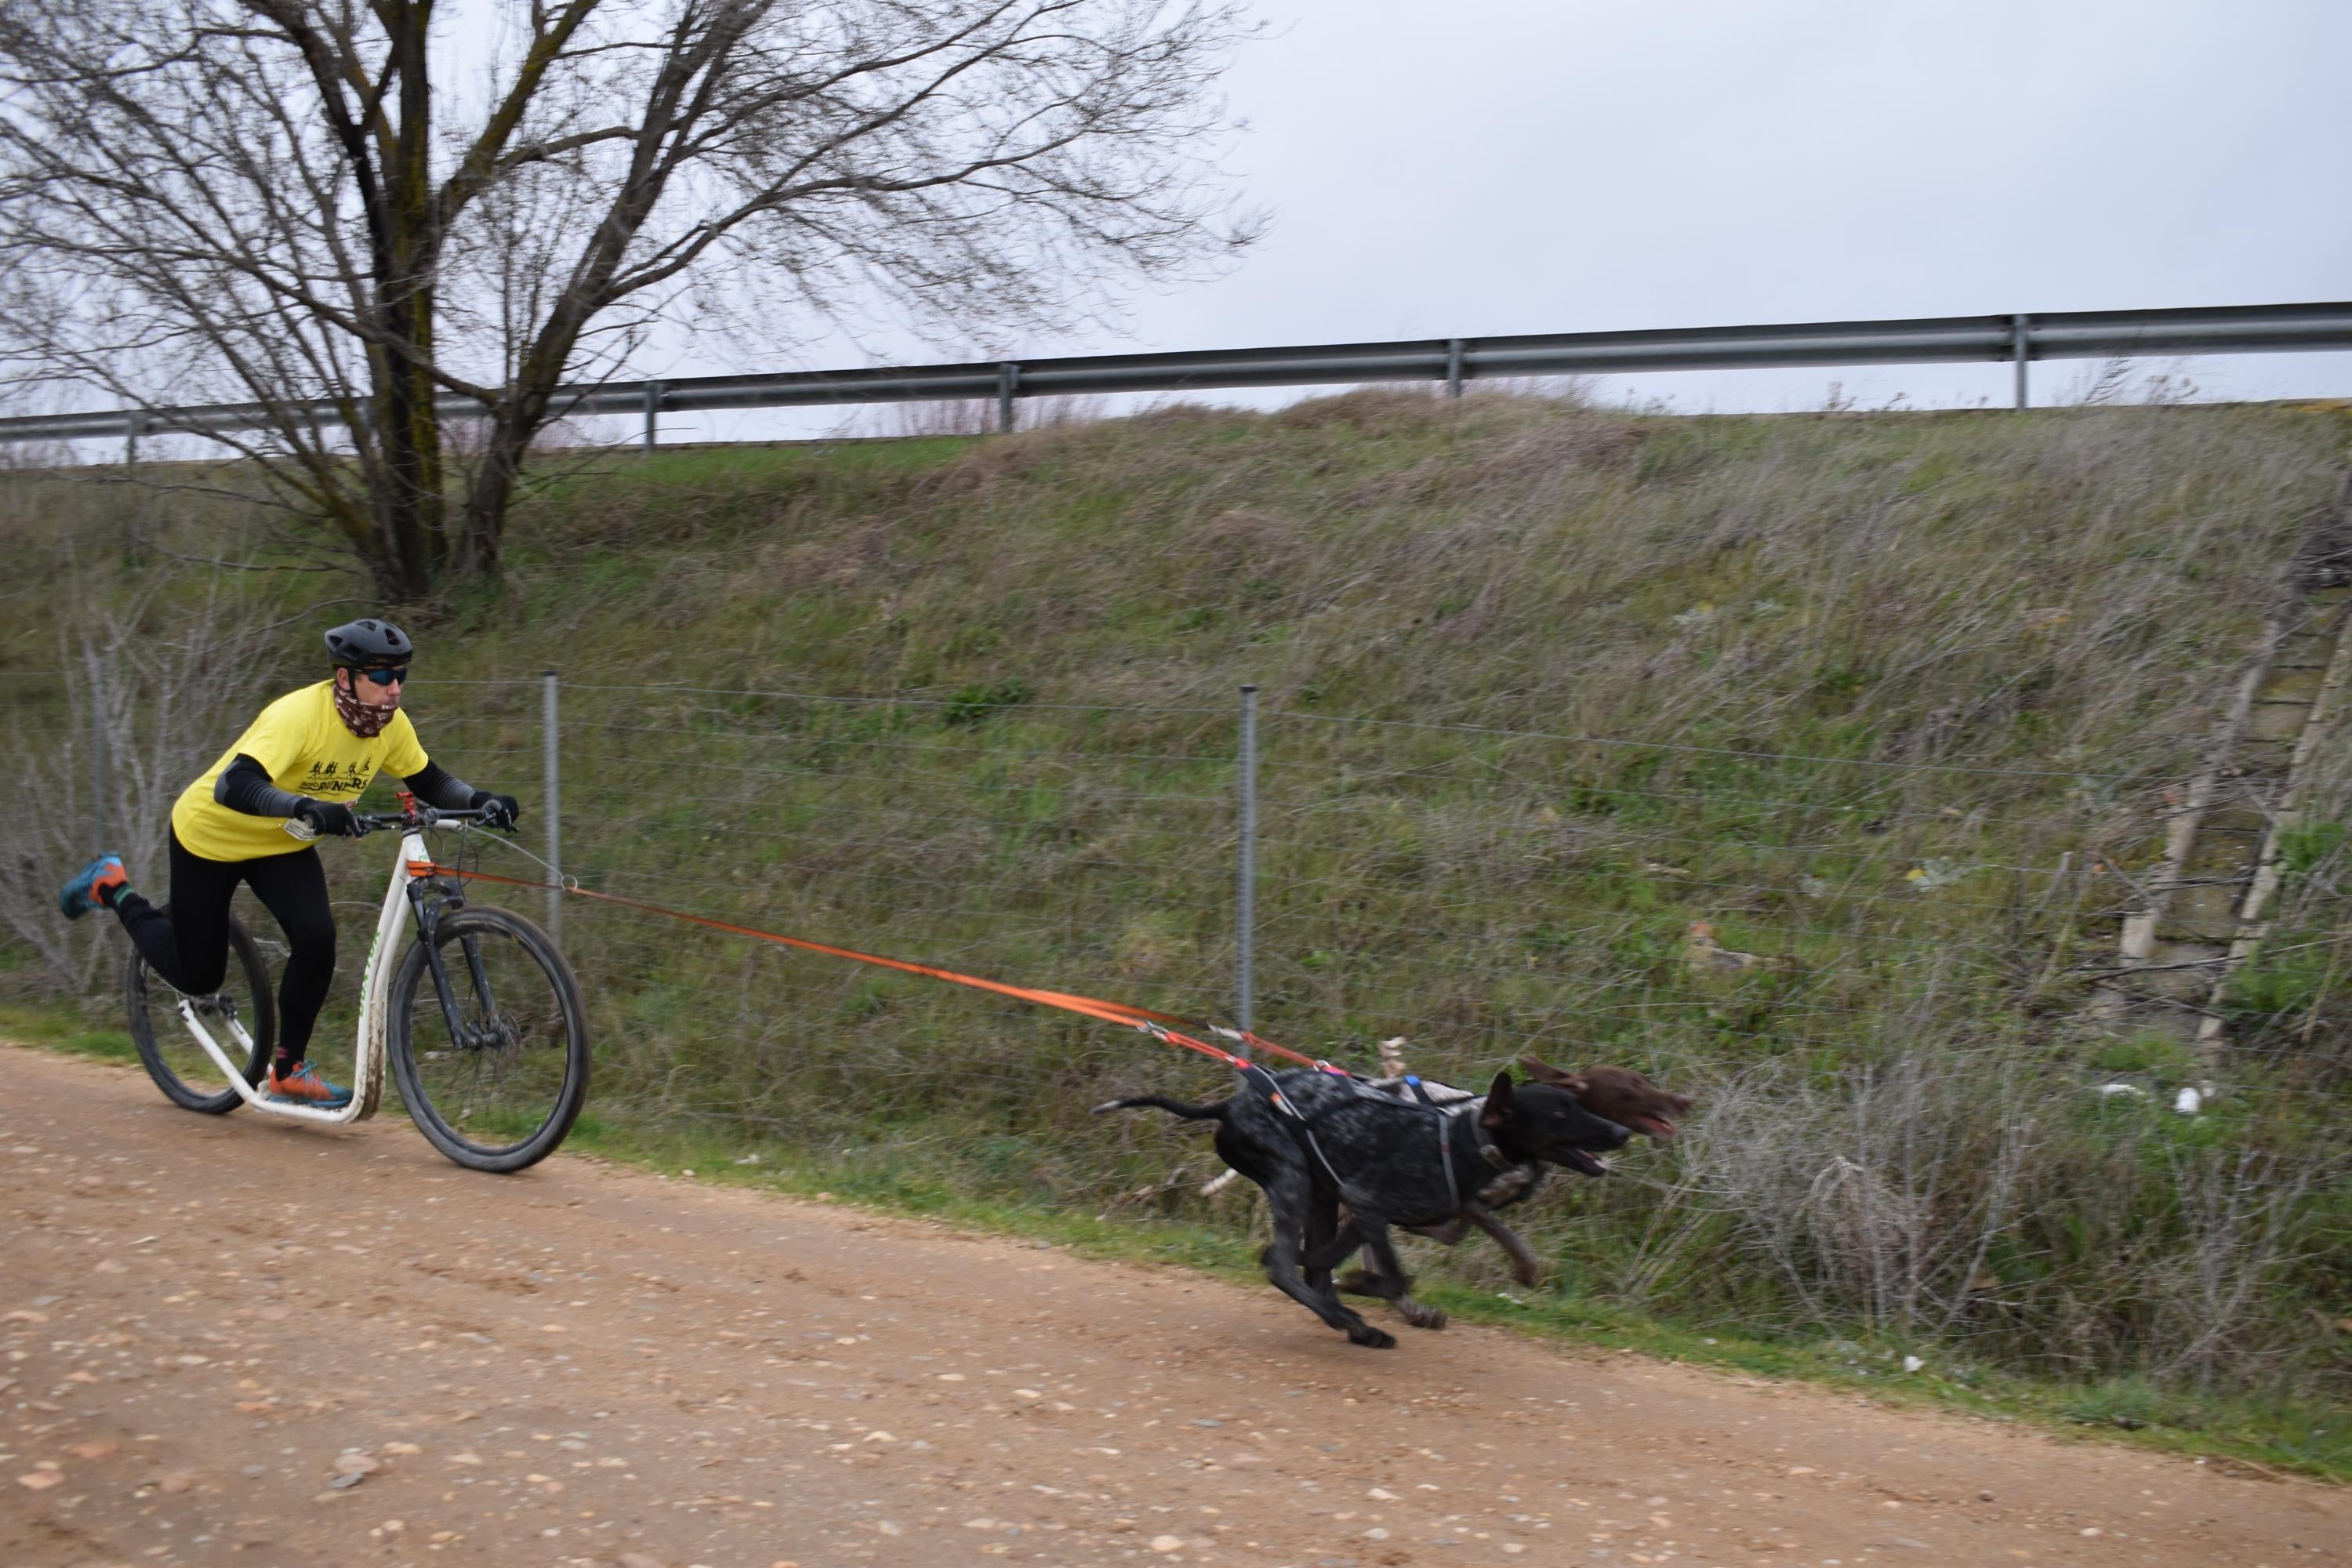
1091, 1094, 1229, 1122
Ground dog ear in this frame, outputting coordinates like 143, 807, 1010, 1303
1480, 1070, 1515, 1128
1516, 1055, 1588, 1094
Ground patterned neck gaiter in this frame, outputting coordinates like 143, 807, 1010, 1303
332, 680, 395, 739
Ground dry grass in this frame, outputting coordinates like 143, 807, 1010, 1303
2, 393, 2347, 1401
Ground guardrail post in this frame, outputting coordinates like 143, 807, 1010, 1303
642, 382, 663, 454
1446, 338, 1465, 399
123, 412, 141, 466
1236, 682, 1258, 1033
542, 670, 562, 946
2013, 314, 2031, 409
996, 362, 1019, 434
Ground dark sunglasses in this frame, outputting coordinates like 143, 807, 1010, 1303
355, 666, 408, 687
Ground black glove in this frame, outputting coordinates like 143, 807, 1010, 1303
472, 790, 521, 831
294, 798, 362, 838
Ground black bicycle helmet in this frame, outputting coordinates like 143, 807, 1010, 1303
323, 617, 414, 667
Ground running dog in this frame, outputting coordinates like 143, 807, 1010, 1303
1096, 1063, 1639, 1348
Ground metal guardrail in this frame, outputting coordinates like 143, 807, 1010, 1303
6, 301, 2350, 456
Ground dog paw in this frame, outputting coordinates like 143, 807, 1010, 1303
1337, 1269, 1379, 1298
1512, 1260, 1544, 1288
1347, 1324, 1398, 1349
1399, 1301, 1449, 1331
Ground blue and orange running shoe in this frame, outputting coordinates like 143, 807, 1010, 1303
58, 854, 128, 920
265, 1062, 354, 1109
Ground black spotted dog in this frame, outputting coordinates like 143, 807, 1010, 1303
1096, 1064, 1632, 1348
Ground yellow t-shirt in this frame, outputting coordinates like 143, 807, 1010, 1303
172, 681, 429, 862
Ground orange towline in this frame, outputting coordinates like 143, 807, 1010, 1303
423, 864, 1321, 1073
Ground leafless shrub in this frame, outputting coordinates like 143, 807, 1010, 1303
0, 582, 274, 990
1684, 1051, 2038, 1336
2147, 1145, 2337, 1387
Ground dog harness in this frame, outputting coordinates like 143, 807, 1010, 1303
1235, 1062, 1502, 1219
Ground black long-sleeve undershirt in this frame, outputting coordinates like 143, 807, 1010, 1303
214, 753, 479, 818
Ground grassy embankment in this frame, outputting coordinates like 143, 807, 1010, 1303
3, 392, 2347, 1475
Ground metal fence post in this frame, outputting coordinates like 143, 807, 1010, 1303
2013, 314, 2031, 409
542, 670, 562, 946
642, 382, 663, 454
1446, 338, 1465, 399
1236, 682, 1258, 1033
996, 362, 1019, 434
124, 412, 140, 466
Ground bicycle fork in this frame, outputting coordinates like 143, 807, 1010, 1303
408, 877, 497, 1051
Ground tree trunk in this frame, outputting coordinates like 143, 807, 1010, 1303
368, 0, 445, 601
456, 397, 551, 579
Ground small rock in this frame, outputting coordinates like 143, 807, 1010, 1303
332, 1453, 380, 1477
877, 1521, 902, 1537
329, 1472, 368, 1490
964, 1518, 998, 1530
16, 1472, 64, 1492
618, 1553, 668, 1568
1192, 1417, 1221, 1428
1149, 1536, 1185, 1553
1363, 1526, 1390, 1540
66, 1442, 118, 1461
158, 1471, 197, 1494
1367, 1487, 1399, 1501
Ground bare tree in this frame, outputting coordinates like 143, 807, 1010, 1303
0, 0, 1259, 597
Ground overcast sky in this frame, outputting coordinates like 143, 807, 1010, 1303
665, 0, 2352, 437
41, 0, 2352, 451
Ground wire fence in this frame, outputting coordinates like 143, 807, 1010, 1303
3, 666, 2346, 1384
11, 665, 2343, 1091
7, 667, 2344, 1077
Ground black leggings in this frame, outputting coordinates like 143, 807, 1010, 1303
111, 829, 336, 1065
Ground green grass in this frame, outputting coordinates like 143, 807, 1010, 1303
0, 998, 137, 1064
4, 393, 2348, 1457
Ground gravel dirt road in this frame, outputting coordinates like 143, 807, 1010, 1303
2, 1046, 2339, 1568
